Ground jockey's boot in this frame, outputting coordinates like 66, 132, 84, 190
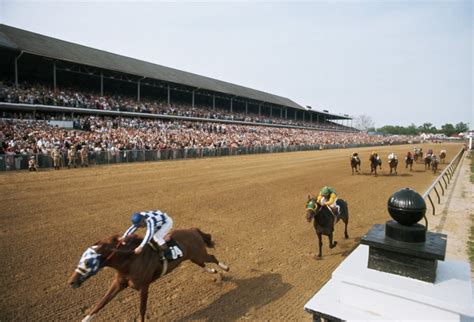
159, 243, 173, 261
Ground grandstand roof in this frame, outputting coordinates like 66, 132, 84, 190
0, 24, 350, 120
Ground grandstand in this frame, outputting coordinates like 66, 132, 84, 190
0, 24, 419, 172
0, 24, 352, 130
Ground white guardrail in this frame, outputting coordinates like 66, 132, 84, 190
422, 147, 465, 217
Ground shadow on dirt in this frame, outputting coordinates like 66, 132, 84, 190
323, 236, 362, 258
176, 273, 291, 321
379, 173, 413, 177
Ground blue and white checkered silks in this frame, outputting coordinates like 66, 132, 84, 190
75, 246, 102, 279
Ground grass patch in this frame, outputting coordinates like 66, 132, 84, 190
469, 152, 474, 266
471, 151, 474, 183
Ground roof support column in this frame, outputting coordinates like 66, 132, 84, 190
294, 110, 297, 121
285, 108, 287, 119
192, 90, 195, 108
270, 106, 272, 117
310, 113, 312, 123
280, 107, 282, 119
317, 114, 319, 123
100, 71, 104, 96
212, 95, 215, 110
245, 102, 248, 114
258, 104, 261, 116
14, 51, 24, 88
167, 85, 171, 106
137, 81, 141, 102
230, 98, 233, 113
53, 62, 57, 90
137, 77, 145, 102
303, 111, 305, 122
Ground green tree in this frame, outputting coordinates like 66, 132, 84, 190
440, 123, 456, 136
418, 123, 437, 133
455, 122, 469, 133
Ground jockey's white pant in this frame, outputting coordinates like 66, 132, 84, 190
152, 217, 173, 246
320, 197, 340, 214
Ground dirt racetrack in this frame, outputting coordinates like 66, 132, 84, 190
0, 143, 463, 321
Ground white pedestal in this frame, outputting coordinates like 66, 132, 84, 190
304, 245, 474, 321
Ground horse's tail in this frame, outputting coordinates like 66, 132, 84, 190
196, 228, 215, 248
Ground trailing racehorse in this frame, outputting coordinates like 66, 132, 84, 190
69, 229, 229, 322
413, 149, 423, 163
369, 153, 382, 176
431, 156, 439, 174
306, 195, 349, 258
388, 153, 398, 175
424, 154, 432, 170
405, 152, 414, 171
350, 154, 361, 174
439, 150, 446, 164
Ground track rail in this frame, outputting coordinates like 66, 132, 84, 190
422, 147, 465, 216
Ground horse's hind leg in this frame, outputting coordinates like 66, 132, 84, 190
328, 233, 337, 249
191, 253, 229, 273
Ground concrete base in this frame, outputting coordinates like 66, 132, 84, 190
304, 245, 474, 321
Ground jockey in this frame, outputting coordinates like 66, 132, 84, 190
317, 186, 340, 216
388, 152, 397, 160
122, 210, 173, 256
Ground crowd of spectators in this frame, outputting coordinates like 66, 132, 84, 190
0, 82, 350, 131
1, 115, 413, 156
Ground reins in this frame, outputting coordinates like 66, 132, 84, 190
101, 240, 123, 267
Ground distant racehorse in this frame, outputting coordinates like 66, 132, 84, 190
69, 229, 229, 322
369, 153, 382, 175
405, 152, 414, 171
424, 154, 432, 170
350, 154, 361, 174
388, 154, 398, 175
431, 156, 439, 174
414, 149, 423, 162
439, 150, 446, 164
306, 195, 349, 258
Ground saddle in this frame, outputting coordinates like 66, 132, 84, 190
149, 239, 184, 262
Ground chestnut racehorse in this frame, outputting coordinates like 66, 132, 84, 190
388, 155, 398, 175
69, 229, 229, 322
440, 150, 446, 164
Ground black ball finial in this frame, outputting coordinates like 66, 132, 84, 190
387, 188, 426, 226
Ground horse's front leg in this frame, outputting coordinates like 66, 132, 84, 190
83, 279, 127, 322
139, 283, 150, 322
317, 232, 323, 258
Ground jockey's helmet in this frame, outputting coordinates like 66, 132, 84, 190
131, 213, 143, 226
320, 186, 331, 196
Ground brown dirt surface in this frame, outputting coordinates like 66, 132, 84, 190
0, 143, 463, 321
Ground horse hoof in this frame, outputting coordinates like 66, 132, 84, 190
218, 262, 230, 272
330, 241, 338, 249
345, 235, 349, 239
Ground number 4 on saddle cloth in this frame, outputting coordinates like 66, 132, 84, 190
149, 239, 183, 261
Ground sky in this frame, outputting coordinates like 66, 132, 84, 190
1, 0, 472, 128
